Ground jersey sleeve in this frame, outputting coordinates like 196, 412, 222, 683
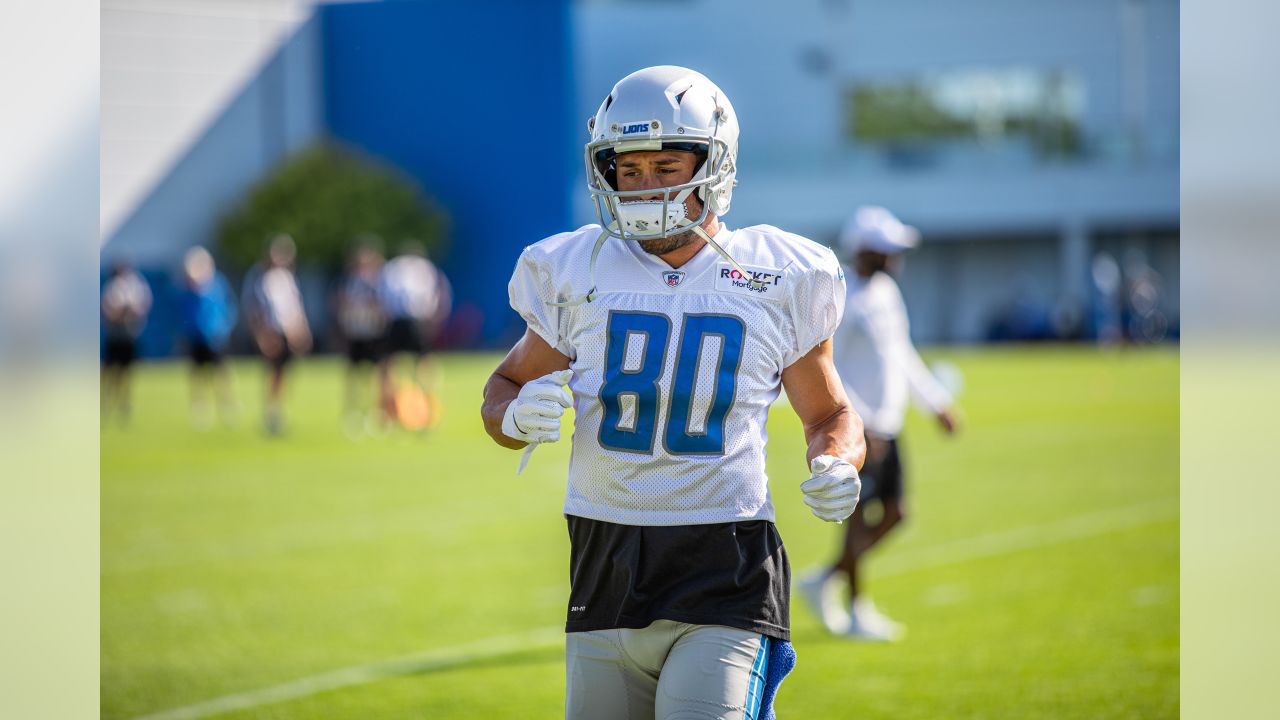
508, 247, 574, 357
890, 286, 953, 413
784, 249, 846, 367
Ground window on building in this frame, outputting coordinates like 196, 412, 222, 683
845, 67, 1086, 162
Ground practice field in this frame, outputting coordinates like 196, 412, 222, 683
102, 347, 1178, 719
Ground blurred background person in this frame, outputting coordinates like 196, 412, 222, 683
377, 240, 451, 431
178, 246, 239, 429
242, 234, 312, 435
1091, 251, 1125, 347
799, 206, 959, 642
101, 261, 153, 425
1122, 248, 1168, 345
335, 240, 388, 436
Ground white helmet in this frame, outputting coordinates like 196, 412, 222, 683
586, 66, 739, 241
838, 206, 921, 257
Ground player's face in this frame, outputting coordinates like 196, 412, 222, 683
615, 150, 705, 255
615, 150, 698, 194
855, 250, 890, 276
269, 249, 294, 268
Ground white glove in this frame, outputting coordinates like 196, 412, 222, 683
502, 370, 572, 444
800, 455, 861, 523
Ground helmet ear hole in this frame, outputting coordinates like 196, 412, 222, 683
691, 148, 711, 201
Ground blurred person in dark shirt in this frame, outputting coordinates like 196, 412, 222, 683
101, 261, 152, 424
335, 242, 388, 436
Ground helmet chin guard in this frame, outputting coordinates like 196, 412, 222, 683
615, 199, 692, 236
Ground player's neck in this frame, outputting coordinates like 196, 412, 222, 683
656, 218, 721, 269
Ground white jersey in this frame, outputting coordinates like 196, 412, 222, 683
245, 266, 307, 334
379, 255, 449, 322
832, 271, 952, 438
509, 224, 845, 526
102, 270, 153, 338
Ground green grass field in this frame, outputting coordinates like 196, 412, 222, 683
102, 346, 1178, 719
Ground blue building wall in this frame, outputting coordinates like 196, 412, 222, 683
321, 0, 576, 347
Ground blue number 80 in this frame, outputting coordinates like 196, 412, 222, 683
598, 311, 745, 456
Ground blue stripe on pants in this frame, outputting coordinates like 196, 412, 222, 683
744, 636, 771, 720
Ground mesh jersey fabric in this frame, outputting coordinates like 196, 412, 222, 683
509, 223, 845, 526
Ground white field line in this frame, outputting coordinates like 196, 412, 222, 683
128, 627, 565, 720
874, 497, 1178, 579
128, 499, 1177, 720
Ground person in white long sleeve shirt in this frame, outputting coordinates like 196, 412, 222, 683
799, 206, 958, 641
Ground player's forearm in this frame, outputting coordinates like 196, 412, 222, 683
802, 403, 866, 471
481, 373, 529, 450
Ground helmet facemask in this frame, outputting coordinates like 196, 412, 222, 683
585, 109, 735, 243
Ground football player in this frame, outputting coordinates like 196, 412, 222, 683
241, 234, 312, 435
377, 241, 451, 430
178, 246, 239, 428
336, 241, 388, 435
101, 261, 152, 425
798, 207, 959, 641
481, 66, 866, 720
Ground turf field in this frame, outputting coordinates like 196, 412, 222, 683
102, 346, 1178, 719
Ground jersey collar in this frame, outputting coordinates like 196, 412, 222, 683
624, 225, 735, 291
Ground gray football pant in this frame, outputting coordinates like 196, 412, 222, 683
566, 620, 770, 720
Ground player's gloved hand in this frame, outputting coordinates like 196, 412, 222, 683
502, 369, 573, 445
800, 455, 861, 522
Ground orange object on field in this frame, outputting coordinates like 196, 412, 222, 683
395, 384, 437, 431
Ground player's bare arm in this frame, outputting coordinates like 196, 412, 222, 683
781, 338, 866, 470
783, 338, 866, 524
247, 313, 282, 358
481, 328, 571, 450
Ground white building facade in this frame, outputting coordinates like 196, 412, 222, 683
574, 0, 1178, 342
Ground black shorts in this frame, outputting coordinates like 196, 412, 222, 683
564, 515, 791, 642
385, 318, 429, 356
189, 340, 223, 367
103, 337, 137, 368
346, 337, 385, 365
860, 436, 904, 502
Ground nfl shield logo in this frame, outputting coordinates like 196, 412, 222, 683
663, 271, 686, 287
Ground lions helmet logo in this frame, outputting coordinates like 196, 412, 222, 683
663, 271, 686, 287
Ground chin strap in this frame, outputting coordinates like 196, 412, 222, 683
693, 225, 765, 290
546, 223, 763, 309
547, 227, 610, 308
